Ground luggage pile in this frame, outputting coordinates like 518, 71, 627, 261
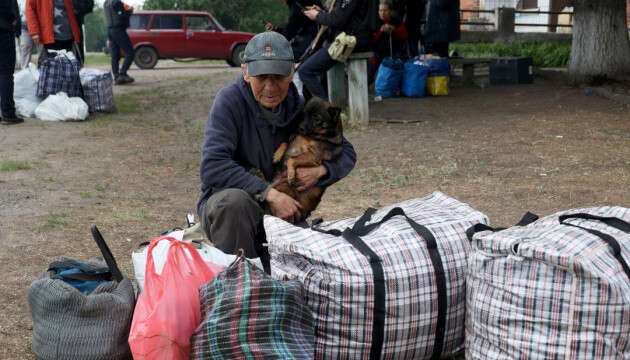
13, 50, 116, 121
27, 194, 630, 359
375, 54, 449, 99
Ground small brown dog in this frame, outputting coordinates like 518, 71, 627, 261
270, 92, 344, 222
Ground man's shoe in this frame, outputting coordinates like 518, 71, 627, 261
0, 117, 24, 125
116, 74, 135, 85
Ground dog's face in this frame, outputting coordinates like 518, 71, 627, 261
298, 89, 342, 138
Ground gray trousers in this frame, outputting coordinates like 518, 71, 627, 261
200, 189, 265, 259
19, 29, 42, 70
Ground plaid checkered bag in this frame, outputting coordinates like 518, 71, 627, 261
190, 254, 316, 359
80, 69, 114, 113
37, 51, 82, 98
466, 207, 630, 359
265, 191, 489, 359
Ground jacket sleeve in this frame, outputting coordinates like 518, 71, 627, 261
25, 0, 39, 36
199, 89, 269, 197
318, 136, 356, 187
315, 0, 361, 29
279, 3, 303, 40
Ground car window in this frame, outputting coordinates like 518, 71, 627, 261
186, 16, 215, 31
129, 14, 150, 30
151, 15, 183, 30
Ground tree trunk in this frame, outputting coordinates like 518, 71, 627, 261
569, 0, 630, 84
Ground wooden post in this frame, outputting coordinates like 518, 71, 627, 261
326, 62, 348, 109
462, 63, 475, 86
347, 59, 369, 127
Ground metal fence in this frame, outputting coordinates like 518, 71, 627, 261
460, 0, 574, 33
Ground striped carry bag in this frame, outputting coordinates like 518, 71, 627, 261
466, 207, 630, 359
265, 191, 489, 359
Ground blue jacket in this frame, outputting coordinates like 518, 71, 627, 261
197, 75, 357, 215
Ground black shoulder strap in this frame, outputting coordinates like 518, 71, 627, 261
90, 226, 124, 282
327, 207, 447, 360
559, 214, 630, 282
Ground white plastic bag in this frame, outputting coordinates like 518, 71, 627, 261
132, 230, 241, 293
13, 64, 42, 117
34, 92, 89, 121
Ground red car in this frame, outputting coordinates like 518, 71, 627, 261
127, 10, 255, 69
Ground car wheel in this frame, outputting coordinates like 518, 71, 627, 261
229, 44, 246, 67
134, 46, 158, 69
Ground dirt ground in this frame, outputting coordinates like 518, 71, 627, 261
1, 60, 629, 359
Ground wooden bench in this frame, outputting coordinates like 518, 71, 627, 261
326, 51, 374, 127
449, 57, 492, 86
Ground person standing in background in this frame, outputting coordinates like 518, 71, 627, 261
104, 0, 134, 84
71, 0, 94, 64
421, 0, 460, 58
25, 0, 81, 58
265, 0, 323, 62
17, 0, 42, 69
0, 0, 25, 125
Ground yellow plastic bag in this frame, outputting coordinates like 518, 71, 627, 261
426, 76, 450, 96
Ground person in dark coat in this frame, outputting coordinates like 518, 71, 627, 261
104, 0, 134, 84
298, 0, 376, 100
265, 0, 323, 62
71, 0, 94, 64
198, 31, 356, 263
421, 0, 460, 57
0, 0, 25, 125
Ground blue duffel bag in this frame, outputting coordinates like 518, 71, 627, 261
375, 57, 404, 99
402, 58, 429, 98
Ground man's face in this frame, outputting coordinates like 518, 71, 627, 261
242, 65, 294, 109
378, 4, 391, 22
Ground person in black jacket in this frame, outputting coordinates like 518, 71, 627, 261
0, 0, 25, 125
421, 0, 460, 57
198, 31, 356, 261
298, 0, 375, 101
265, 0, 322, 62
71, 0, 94, 64
104, 0, 134, 84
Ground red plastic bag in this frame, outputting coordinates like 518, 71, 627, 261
129, 236, 222, 359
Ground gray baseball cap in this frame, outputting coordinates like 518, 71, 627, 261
243, 31, 294, 77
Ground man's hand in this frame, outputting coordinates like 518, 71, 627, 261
303, 6, 320, 21
380, 24, 394, 33
294, 165, 327, 192
266, 188, 303, 223
265, 22, 276, 31
32, 34, 41, 44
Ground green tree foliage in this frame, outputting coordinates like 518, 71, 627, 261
144, 0, 288, 33
84, 5, 107, 52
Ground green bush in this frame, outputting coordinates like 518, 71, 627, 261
450, 42, 571, 67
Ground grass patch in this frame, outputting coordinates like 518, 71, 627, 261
42, 211, 69, 228
84, 54, 111, 67
450, 42, 571, 67
0, 160, 31, 171
80, 191, 92, 198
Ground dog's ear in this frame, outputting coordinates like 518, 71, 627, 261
327, 106, 341, 121
302, 86, 314, 103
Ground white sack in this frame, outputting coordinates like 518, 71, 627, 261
34, 92, 89, 121
13, 64, 42, 117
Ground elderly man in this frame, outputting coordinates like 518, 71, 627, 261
197, 31, 356, 264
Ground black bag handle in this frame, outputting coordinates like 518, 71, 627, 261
317, 207, 447, 360
559, 214, 630, 281
90, 226, 124, 282
558, 213, 630, 233
465, 211, 539, 242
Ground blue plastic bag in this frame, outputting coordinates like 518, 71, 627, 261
375, 57, 404, 99
50, 259, 111, 294
424, 57, 450, 77
402, 58, 429, 98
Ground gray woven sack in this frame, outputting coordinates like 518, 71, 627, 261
28, 257, 135, 360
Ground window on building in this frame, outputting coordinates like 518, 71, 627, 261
521, 0, 538, 9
